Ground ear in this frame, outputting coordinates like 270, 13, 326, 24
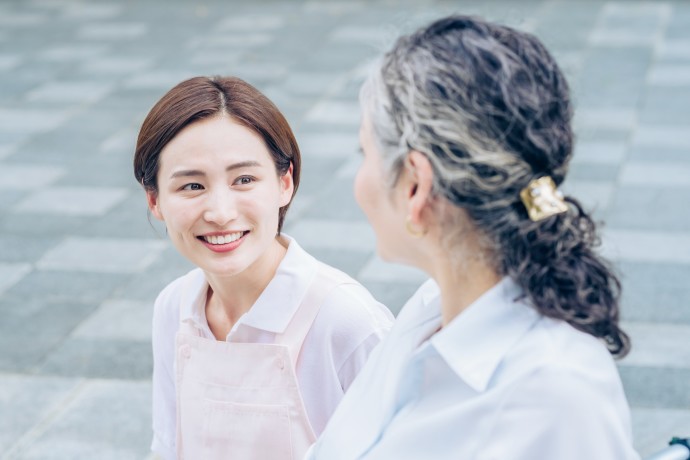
146, 190, 164, 221
278, 162, 295, 207
405, 151, 434, 226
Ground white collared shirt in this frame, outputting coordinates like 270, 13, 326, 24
151, 237, 393, 460
306, 277, 640, 460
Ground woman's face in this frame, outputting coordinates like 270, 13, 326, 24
147, 115, 293, 278
355, 118, 408, 262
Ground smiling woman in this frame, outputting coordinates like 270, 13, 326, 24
133, 76, 393, 460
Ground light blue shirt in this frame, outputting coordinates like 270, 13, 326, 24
306, 277, 640, 460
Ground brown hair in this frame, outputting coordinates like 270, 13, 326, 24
133, 76, 301, 232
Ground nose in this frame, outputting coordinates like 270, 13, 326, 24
203, 187, 238, 226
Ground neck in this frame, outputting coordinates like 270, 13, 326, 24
204, 235, 288, 339
434, 255, 501, 327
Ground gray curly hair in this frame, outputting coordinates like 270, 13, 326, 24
360, 15, 630, 357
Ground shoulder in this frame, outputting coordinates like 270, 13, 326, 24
152, 268, 204, 330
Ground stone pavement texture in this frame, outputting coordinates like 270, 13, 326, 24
0, 0, 688, 458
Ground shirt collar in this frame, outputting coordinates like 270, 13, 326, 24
429, 277, 540, 392
179, 235, 318, 336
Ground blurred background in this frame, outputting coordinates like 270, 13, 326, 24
0, 0, 688, 458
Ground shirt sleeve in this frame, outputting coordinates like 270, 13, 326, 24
478, 366, 640, 460
327, 283, 393, 392
150, 282, 180, 460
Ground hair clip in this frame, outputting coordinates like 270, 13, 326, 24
519, 176, 568, 222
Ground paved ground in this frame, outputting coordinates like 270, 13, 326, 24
0, 0, 688, 458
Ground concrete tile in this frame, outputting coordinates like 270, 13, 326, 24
640, 87, 690, 123
304, 247, 371, 279
0, 298, 100, 372
14, 186, 129, 216
78, 57, 154, 75
631, 408, 690, 457
27, 81, 114, 104
618, 261, 690, 324
123, 69, 198, 90
286, 219, 375, 252
0, 55, 22, 72
76, 22, 148, 40
0, 110, 70, 134
39, 338, 152, 379
619, 162, 690, 188
633, 125, 690, 149
0, 214, 92, 237
187, 33, 274, 49
330, 25, 396, 46
573, 108, 636, 131
215, 14, 284, 31
71, 300, 153, 341
656, 39, 690, 60
619, 366, 690, 409
0, 236, 62, 263
0, 12, 46, 26
298, 131, 359, 162
0, 263, 32, 296
601, 229, 690, 264
621, 322, 690, 370
358, 255, 427, 284
61, 3, 123, 20
36, 237, 166, 273
11, 380, 152, 460
281, 72, 342, 96
3, 271, 127, 305
560, 180, 614, 214
0, 164, 64, 190
606, 187, 690, 232
567, 163, 619, 182
571, 141, 627, 165
302, 176, 366, 220
0, 374, 82, 453
649, 65, 690, 86
38, 45, 110, 62
588, 29, 656, 47
305, 100, 360, 125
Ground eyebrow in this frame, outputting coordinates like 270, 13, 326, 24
170, 160, 262, 179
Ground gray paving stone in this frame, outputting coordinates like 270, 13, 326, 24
572, 141, 627, 165
617, 261, 690, 325
0, 235, 62, 264
0, 298, 100, 372
286, 218, 376, 252
14, 186, 129, 216
39, 338, 152, 379
302, 176, 367, 220
78, 56, 154, 75
602, 229, 690, 265
37, 44, 111, 62
567, 163, 620, 182
648, 64, 690, 86
632, 408, 690, 457
0, 263, 32, 296
606, 186, 690, 232
0, 374, 82, 453
26, 81, 114, 104
305, 99, 361, 125
8, 380, 151, 460
0, 109, 70, 135
36, 237, 166, 273
622, 321, 690, 371
633, 125, 690, 150
0, 214, 92, 237
619, 365, 690, 409
573, 108, 637, 131
3, 270, 128, 305
640, 87, 690, 123
358, 255, 427, 285
619, 162, 690, 188
560, 180, 614, 215
0, 164, 64, 190
71, 299, 153, 341
76, 22, 148, 40
656, 39, 690, 60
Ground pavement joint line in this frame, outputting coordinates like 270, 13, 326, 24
0, 379, 89, 460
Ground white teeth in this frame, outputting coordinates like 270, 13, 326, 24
203, 232, 243, 245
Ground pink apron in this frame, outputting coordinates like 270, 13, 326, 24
175, 263, 355, 460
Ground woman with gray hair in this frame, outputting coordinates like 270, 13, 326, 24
305, 14, 639, 459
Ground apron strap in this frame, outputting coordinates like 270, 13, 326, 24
277, 262, 359, 370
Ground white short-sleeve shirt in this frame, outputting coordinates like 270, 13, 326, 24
306, 277, 640, 460
151, 237, 393, 460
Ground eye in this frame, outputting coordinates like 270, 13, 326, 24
181, 183, 204, 191
234, 176, 255, 186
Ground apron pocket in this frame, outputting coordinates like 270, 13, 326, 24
202, 400, 293, 460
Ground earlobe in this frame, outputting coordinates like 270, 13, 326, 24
146, 190, 164, 221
